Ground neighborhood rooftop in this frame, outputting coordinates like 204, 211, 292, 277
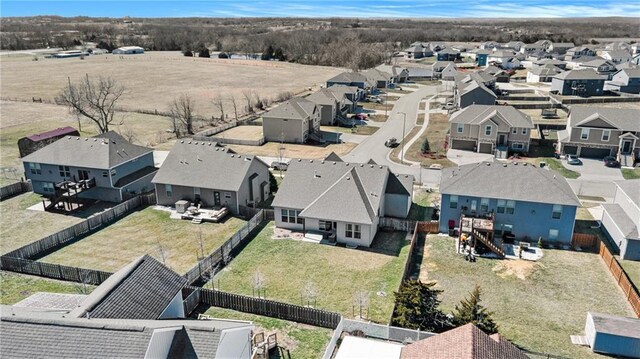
449, 105, 534, 129
263, 97, 316, 121
21, 131, 153, 169
25, 126, 78, 142
440, 162, 581, 206
569, 106, 640, 131
553, 68, 605, 80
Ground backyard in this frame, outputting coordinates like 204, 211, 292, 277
215, 125, 264, 141
228, 141, 357, 159
204, 307, 332, 358
210, 222, 411, 323
41, 207, 247, 274
417, 235, 635, 358
0, 271, 93, 305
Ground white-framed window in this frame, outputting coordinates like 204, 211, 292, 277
497, 199, 506, 214
512, 143, 524, 150
102, 171, 108, 177
319, 220, 332, 231
580, 128, 590, 140
522, 128, 527, 135
166, 184, 173, 197
511, 128, 517, 134
29, 163, 42, 175
457, 124, 464, 133
485, 125, 492, 136
281, 209, 303, 224
506, 200, 515, 214
601, 130, 610, 142
224, 192, 232, 199
450, 195, 458, 209
43, 182, 54, 193
58, 165, 70, 178
110, 169, 117, 176
470, 200, 477, 212
480, 198, 489, 213
549, 229, 559, 241
346, 223, 361, 239
552, 204, 562, 219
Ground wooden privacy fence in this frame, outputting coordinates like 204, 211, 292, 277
0, 181, 32, 201
599, 242, 640, 317
4, 193, 154, 260
571, 233, 600, 250
417, 221, 439, 234
379, 217, 416, 232
183, 209, 266, 285
194, 286, 342, 329
0, 256, 113, 285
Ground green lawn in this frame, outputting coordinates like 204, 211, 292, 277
0, 192, 83, 255
536, 158, 581, 179
408, 190, 439, 221
204, 307, 332, 358
42, 207, 246, 274
0, 271, 94, 305
418, 235, 634, 358
619, 259, 640, 291
211, 222, 410, 323
621, 168, 640, 180
321, 125, 379, 136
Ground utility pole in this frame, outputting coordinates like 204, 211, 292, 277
399, 111, 407, 164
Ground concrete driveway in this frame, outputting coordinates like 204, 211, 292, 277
563, 158, 624, 181
447, 149, 494, 166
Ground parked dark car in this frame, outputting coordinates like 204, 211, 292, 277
385, 137, 399, 148
352, 113, 368, 121
603, 156, 620, 168
271, 161, 289, 171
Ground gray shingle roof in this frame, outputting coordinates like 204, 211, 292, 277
605, 50, 632, 58
70, 255, 187, 320
588, 312, 640, 339
569, 107, 640, 131
15, 292, 87, 310
327, 72, 369, 84
362, 68, 392, 83
263, 97, 317, 121
530, 64, 563, 76
327, 84, 359, 97
440, 162, 580, 206
619, 67, 640, 78
601, 203, 639, 239
324, 152, 343, 162
21, 131, 153, 169
617, 179, 640, 208
306, 88, 342, 106
450, 105, 534, 129
152, 141, 268, 192
554, 68, 605, 80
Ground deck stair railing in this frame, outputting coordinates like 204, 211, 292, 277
472, 228, 505, 257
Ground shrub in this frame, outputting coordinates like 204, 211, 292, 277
183, 50, 193, 57
421, 138, 431, 153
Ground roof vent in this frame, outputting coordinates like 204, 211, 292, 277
208, 143, 211, 146
85, 138, 88, 141
370, 165, 374, 168
180, 140, 184, 143
197, 155, 202, 162
503, 163, 507, 167
333, 162, 336, 165
321, 160, 325, 164
346, 176, 351, 180
514, 162, 518, 165
231, 154, 235, 158
345, 163, 349, 166
360, 164, 364, 167
67, 136, 72, 139
310, 160, 313, 163
298, 159, 302, 162
314, 170, 320, 178
523, 163, 528, 166
486, 162, 490, 166
194, 142, 198, 145
379, 166, 383, 169
188, 141, 192, 144
76, 137, 80, 140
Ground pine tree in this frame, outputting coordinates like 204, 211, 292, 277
391, 280, 453, 333
420, 138, 430, 153
269, 171, 279, 194
452, 285, 498, 334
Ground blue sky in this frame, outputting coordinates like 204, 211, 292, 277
2, 0, 639, 18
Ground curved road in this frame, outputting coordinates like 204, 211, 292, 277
343, 86, 442, 187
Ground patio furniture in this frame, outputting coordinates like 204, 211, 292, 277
210, 207, 229, 222
175, 200, 189, 214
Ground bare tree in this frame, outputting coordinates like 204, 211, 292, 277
212, 94, 225, 123
242, 90, 254, 113
169, 94, 196, 136
196, 228, 205, 260
230, 94, 239, 121
157, 239, 167, 265
302, 280, 318, 307
56, 74, 125, 133
353, 290, 370, 319
76, 269, 92, 295
117, 122, 137, 143
251, 270, 266, 298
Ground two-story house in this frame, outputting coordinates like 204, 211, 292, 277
306, 88, 350, 126
440, 162, 580, 244
601, 180, 640, 260
262, 97, 321, 144
557, 107, 639, 165
549, 42, 575, 55
448, 105, 534, 154
602, 50, 633, 64
551, 69, 605, 96
564, 46, 597, 61
578, 59, 618, 79
327, 84, 362, 112
606, 68, 640, 94
22, 132, 156, 209
527, 64, 563, 83
375, 64, 409, 83
454, 72, 497, 109
272, 158, 413, 247
362, 68, 393, 89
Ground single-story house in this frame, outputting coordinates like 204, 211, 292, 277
22, 132, 157, 205
533, 58, 568, 70
376, 64, 409, 83
261, 97, 321, 144
436, 47, 461, 62
549, 42, 575, 54
17, 126, 79, 158
527, 64, 564, 83
272, 158, 413, 247
605, 67, 640, 94
406, 67, 433, 80
550, 68, 605, 96
584, 312, 640, 358
152, 141, 270, 213
601, 180, 640, 260
440, 162, 581, 244
362, 68, 393, 88
112, 46, 144, 54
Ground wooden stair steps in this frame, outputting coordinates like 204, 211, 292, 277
473, 229, 505, 257
191, 218, 203, 224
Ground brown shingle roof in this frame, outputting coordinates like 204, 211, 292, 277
400, 324, 528, 359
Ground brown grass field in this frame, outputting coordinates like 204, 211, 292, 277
216, 125, 264, 141
0, 52, 344, 117
228, 141, 357, 159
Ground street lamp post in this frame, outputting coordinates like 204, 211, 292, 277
399, 111, 407, 164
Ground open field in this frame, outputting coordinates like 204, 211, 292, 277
41, 207, 246, 274
321, 125, 378, 136
216, 125, 264, 141
204, 307, 332, 358
0, 192, 84, 254
211, 223, 410, 323
418, 235, 634, 358
228, 141, 357, 159
0, 52, 344, 117
0, 271, 94, 305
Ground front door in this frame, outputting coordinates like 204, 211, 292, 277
498, 134, 506, 146
213, 191, 221, 206
470, 200, 477, 212
622, 140, 632, 154
194, 187, 201, 202
78, 170, 89, 181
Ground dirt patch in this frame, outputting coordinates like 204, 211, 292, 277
228, 142, 357, 159
418, 244, 438, 282
492, 260, 538, 280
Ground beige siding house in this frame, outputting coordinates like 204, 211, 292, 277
262, 97, 321, 144
449, 105, 534, 154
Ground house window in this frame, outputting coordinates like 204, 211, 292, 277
580, 128, 590, 140
512, 128, 517, 134
601, 130, 610, 142
346, 224, 361, 239
319, 220, 332, 231
29, 163, 42, 175
497, 199, 506, 213
522, 128, 527, 135
485, 125, 492, 136
224, 192, 232, 199
102, 171, 108, 177
512, 143, 524, 150
494, 223, 513, 236
450, 195, 458, 209
58, 165, 71, 178
549, 229, 559, 241
166, 184, 173, 197
457, 124, 464, 133
552, 204, 562, 219
281, 209, 303, 224
480, 198, 489, 213
43, 182, 54, 193
506, 200, 515, 214
110, 169, 117, 176
470, 200, 477, 212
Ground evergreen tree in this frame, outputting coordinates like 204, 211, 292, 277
392, 280, 453, 333
198, 47, 210, 58
269, 171, 279, 194
420, 138, 430, 153
452, 285, 498, 334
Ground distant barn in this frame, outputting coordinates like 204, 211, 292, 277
17, 127, 79, 158
112, 46, 144, 55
